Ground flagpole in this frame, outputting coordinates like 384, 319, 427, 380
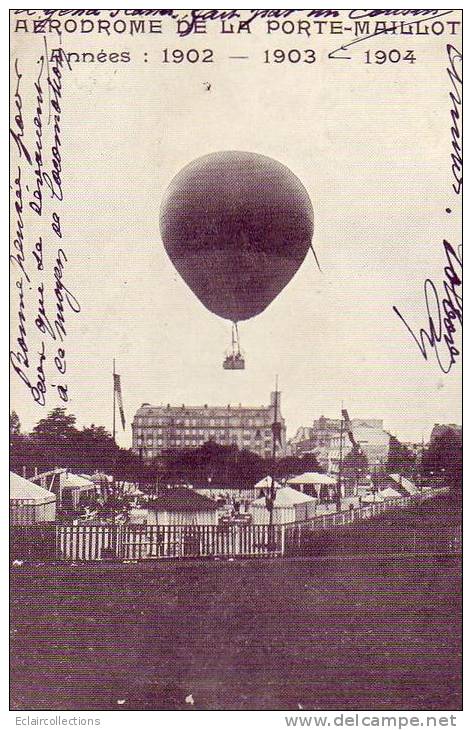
268, 375, 278, 550
337, 404, 344, 512
113, 358, 116, 443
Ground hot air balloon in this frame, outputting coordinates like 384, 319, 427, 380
159, 151, 315, 369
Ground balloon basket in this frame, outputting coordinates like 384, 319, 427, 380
223, 354, 245, 370
223, 322, 245, 370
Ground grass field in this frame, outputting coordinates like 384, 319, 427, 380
10, 551, 461, 711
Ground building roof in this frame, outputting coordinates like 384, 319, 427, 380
148, 487, 218, 512
135, 403, 272, 417
287, 472, 336, 485
252, 486, 317, 507
10, 472, 56, 503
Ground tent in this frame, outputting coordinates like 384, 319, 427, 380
249, 486, 318, 525
360, 492, 385, 504
58, 472, 96, 510
10, 472, 56, 525
31, 469, 97, 510
287, 472, 336, 497
387, 474, 420, 496
147, 487, 219, 526
254, 476, 283, 493
379, 486, 402, 500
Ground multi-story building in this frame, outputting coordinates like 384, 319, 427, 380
289, 415, 390, 475
132, 392, 286, 461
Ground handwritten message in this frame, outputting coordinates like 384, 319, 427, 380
10, 38, 80, 406
393, 44, 462, 374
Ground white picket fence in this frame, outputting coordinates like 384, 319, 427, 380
57, 522, 285, 561
13, 488, 452, 562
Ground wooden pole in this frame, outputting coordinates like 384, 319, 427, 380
111, 359, 117, 543
336, 409, 344, 512
268, 376, 279, 551
112, 358, 116, 443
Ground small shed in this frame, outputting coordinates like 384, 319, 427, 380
10, 472, 56, 525
287, 471, 337, 498
146, 487, 219, 526
249, 486, 318, 525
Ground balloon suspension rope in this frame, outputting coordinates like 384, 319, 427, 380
310, 243, 322, 272
233, 322, 241, 356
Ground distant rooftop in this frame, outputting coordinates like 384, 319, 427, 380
137, 403, 269, 411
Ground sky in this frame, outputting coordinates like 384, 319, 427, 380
10, 11, 462, 446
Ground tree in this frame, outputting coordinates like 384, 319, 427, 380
10, 411, 21, 436
342, 446, 369, 477
341, 446, 369, 495
275, 453, 323, 481
157, 441, 268, 490
9, 407, 154, 485
387, 436, 416, 476
422, 430, 462, 497
32, 407, 77, 442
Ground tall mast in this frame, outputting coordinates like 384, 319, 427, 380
113, 358, 116, 443
336, 407, 344, 512
267, 375, 279, 547
272, 374, 279, 462
419, 430, 425, 491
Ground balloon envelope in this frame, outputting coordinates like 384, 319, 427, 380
160, 151, 314, 322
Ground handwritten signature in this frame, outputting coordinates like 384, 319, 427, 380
447, 44, 462, 195
393, 240, 462, 374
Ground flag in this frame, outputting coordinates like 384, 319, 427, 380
114, 373, 126, 430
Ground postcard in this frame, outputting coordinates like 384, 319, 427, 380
10, 7, 462, 716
